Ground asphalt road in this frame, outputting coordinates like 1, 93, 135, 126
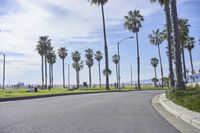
0, 90, 180, 133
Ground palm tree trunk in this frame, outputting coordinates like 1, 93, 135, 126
136, 32, 141, 89
170, 0, 185, 89
62, 59, 65, 88
181, 44, 187, 82
115, 64, 118, 88
164, 1, 175, 87
154, 67, 157, 87
189, 50, 194, 74
52, 65, 54, 88
154, 67, 157, 79
45, 56, 47, 89
75, 70, 78, 88
41, 55, 44, 89
158, 45, 164, 88
77, 70, 80, 88
89, 67, 92, 88
49, 63, 51, 89
101, 4, 109, 90
98, 61, 101, 87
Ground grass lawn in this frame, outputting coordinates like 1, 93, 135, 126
0, 85, 165, 98
166, 86, 200, 113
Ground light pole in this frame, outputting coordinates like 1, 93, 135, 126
117, 37, 134, 91
0, 53, 5, 90
66, 63, 70, 89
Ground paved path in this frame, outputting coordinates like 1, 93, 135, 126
0, 91, 180, 133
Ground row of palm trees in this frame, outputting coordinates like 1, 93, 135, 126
36, 0, 198, 90
36, 40, 108, 88
88, 0, 188, 90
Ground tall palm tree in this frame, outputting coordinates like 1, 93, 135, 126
150, 0, 175, 87
151, 58, 159, 87
149, 29, 164, 87
124, 10, 144, 89
88, 0, 110, 90
36, 40, 45, 89
185, 37, 195, 74
47, 51, 56, 88
85, 49, 94, 88
178, 18, 190, 82
37, 36, 52, 89
95, 51, 103, 87
112, 54, 120, 89
72, 51, 84, 88
170, 0, 185, 89
58, 47, 68, 88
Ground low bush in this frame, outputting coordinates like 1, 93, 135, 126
166, 87, 200, 113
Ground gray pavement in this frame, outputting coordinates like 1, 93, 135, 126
0, 90, 180, 133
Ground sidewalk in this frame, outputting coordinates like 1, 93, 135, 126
159, 93, 200, 130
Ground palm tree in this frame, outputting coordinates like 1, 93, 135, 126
178, 18, 190, 82
36, 40, 45, 89
149, 29, 164, 87
58, 47, 68, 88
112, 54, 120, 89
162, 77, 169, 87
103, 69, 111, 77
151, 58, 159, 87
150, 0, 175, 87
95, 51, 103, 87
185, 37, 195, 74
88, 0, 110, 90
170, 0, 185, 89
124, 10, 144, 89
36, 36, 52, 89
85, 49, 94, 88
151, 78, 159, 87
46, 51, 56, 88
72, 51, 84, 88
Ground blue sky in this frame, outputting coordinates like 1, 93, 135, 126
0, 0, 200, 85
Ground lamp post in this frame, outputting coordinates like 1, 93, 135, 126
0, 53, 5, 90
117, 37, 134, 91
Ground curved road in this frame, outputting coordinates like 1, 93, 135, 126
0, 90, 179, 133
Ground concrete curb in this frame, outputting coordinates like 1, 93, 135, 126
159, 93, 200, 129
0, 90, 135, 102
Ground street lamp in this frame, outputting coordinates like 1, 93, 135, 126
66, 63, 70, 89
0, 53, 5, 90
117, 37, 134, 91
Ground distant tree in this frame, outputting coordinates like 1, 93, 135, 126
185, 37, 195, 74
72, 51, 84, 88
151, 58, 159, 87
124, 10, 144, 89
162, 77, 169, 87
178, 18, 190, 82
88, 0, 110, 90
103, 69, 112, 77
151, 78, 159, 87
149, 29, 164, 87
85, 49, 94, 88
95, 51, 103, 87
112, 54, 120, 89
58, 47, 68, 88
46, 51, 56, 88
